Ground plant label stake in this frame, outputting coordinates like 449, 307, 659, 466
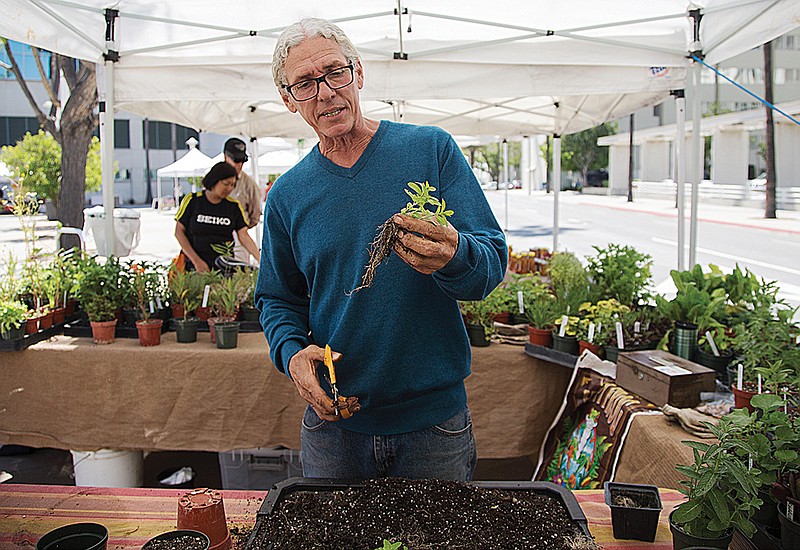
559, 315, 568, 337
705, 330, 720, 356
517, 291, 524, 314
202, 285, 210, 308
63, 290, 67, 307
737, 363, 743, 390
149, 301, 155, 314
616, 321, 625, 350
156, 296, 163, 310
634, 321, 640, 334
758, 373, 762, 394
588, 323, 595, 344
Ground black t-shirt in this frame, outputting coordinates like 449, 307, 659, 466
175, 191, 247, 270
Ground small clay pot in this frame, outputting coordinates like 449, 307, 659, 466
527, 326, 553, 347
177, 488, 231, 550
136, 318, 163, 347
90, 319, 117, 345
579, 340, 602, 357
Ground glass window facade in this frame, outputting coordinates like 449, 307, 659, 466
0, 40, 51, 80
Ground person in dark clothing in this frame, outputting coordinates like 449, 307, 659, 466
174, 161, 260, 272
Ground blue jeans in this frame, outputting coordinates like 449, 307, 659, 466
300, 406, 477, 481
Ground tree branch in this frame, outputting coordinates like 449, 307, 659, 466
1, 38, 56, 136
31, 46, 60, 110
58, 53, 77, 89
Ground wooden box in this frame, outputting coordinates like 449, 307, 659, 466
615, 350, 716, 407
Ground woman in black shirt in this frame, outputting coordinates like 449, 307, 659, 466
174, 162, 260, 272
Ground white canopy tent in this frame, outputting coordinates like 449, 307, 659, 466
155, 145, 214, 209
2, 0, 798, 259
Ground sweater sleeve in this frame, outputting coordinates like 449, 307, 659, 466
254, 199, 310, 376
431, 133, 508, 301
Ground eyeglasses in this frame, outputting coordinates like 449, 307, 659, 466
283, 64, 355, 102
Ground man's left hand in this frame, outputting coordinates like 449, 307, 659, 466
392, 214, 458, 275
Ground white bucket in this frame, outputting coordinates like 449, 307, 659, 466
70, 449, 144, 488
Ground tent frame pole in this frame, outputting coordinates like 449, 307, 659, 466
100, 8, 118, 257
673, 89, 686, 271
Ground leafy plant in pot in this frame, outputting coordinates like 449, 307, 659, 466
234, 267, 259, 322
0, 298, 28, 340
130, 261, 165, 347
550, 310, 580, 356
585, 243, 653, 309
73, 255, 124, 344
459, 288, 507, 348
576, 299, 630, 359
170, 269, 203, 343
208, 275, 250, 348
503, 272, 548, 325
522, 287, 558, 347
671, 413, 762, 549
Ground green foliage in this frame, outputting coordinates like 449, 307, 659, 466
575, 299, 630, 346
168, 267, 205, 320
0, 298, 29, 332
73, 255, 125, 322
731, 304, 800, 388
547, 252, 591, 314
400, 181, 453, 227
209, 269, 252, 318
125, 260, 166, 320
460, 287, 507, 336
467, 140, 521, 183
585, 244, 652, 307
655, 267, 727, 327
375, 541, 407, 550
523, 289, 559, 330
561, 122, 617, 185
0, 130, 102, 202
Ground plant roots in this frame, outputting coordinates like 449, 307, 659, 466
347, 218, 399, 295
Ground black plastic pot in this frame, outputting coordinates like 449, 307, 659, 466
668, 509, 733, 550
240, 306, 260, 323
121, 307, 143, 327
604, 481, 662, 542
465, 322, 490, 347
779, 503, 800, 550
214, 321, 240, 349
1, 324, 25, 340
751, 488, 780, 530
693, 348, 732, 380
142, 529, 209, 550
36, 522, 108, 550
604, 345, 620, 363
174, 318, 200, 343
551, 333, 578, 355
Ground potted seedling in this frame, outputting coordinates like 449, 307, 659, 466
459, 288, 506, 347
586, 243, 653, 308
523, 288, 558, 347
350, 180, 453, 294
548, 251, 592, 316
551, 311, 580, 356
170, 270, 203, 343
208, 275, 250, 349
74, 256, 124, 344
130, 261, 165, 347
671, 413, 762, 549
0, 298, 28, 341
575, 299, 631, 359
233, 268, 259, 323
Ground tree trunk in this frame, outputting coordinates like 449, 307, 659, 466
763, 40, 777, 219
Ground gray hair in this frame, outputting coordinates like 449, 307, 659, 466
272, 18, 361, 88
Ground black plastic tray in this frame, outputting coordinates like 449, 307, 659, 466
246, 478, 590, 549
0, 313, 83, 352
63, 318, 171, 339
524, 342, 580, 368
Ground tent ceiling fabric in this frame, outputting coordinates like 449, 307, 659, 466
2, 1, 799, 137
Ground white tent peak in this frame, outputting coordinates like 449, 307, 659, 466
156, 148, 214, 178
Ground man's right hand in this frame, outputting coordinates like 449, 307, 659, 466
288, 345, 342, 421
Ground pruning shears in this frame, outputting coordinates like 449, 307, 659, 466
324, 344, 341, 416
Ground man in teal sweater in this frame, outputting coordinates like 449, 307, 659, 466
255, 17, 507, 480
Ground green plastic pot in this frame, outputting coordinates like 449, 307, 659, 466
214, 321, 240, 349
174, 318, 200, 343
465, 322, 490, 347
1, 324, 25, 340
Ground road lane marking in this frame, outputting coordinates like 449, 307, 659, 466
651, 237, 800, 276
773, 239, 800, 248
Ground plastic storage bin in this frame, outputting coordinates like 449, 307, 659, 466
83, 206, 141, 257
218, 447, 302, 490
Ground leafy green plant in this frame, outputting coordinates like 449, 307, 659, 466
209, 271, 251, 318
673, 420, 762, 539
375, 541, 407, 550
0, 298, 29, 333
168, 267, 204, 320
547, 252, 591, 314
523, 290, 558, 330
585, 243, 652, 307
73, 255, 125, 322
351, 181, 455, 294
127, 260, 165, 321
575, 299, 630, 346
460, 286, 507, 337
552, 314, 580, 337
731, 304, 800, 388
655, 269, 727, 327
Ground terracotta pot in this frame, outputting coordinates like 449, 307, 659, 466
493, 311, 511, 324
52, 307, 66, 325
39, 310, 54, 330
65, 298, 78, 316
579, 340, 602, 357
731, 383, 756, 413
136, 319, 163, 347
207, 316, 234, 344
170, 303, 185, 320
194, 306, 212, 321
25, 317, 39, 335
527, 325, 553, 347
177, 488, 231, 550
90, 319, 117, 345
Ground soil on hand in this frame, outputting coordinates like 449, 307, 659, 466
143, 533, 208, 550
611, 489, 659, 509
247, 478, 596, 549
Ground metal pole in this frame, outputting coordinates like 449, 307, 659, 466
689, 63, 701, 268
674, 90, 686, 270
503, 138, 509, 232
627, 113, 635, 202
553, 135, 561, 252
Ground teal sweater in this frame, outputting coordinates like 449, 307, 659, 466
255, 121, 507, 435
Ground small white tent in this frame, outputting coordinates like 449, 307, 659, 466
155, 146, 214, 209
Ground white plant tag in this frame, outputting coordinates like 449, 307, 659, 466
149, 301, 155, 314
748, 454, 753, 471
202, 285, 210, 308
616, 322, 625, 349
706, 331, 720, 357
634, 321, 641, 334
559, 316, 568, 337
156, 296, 163, 310
36, 297, 41, 310
517, 291, 524, 314
788, 500, 796, 522
758, 373, 762, 394
737, 363, 743, 390
63, 291, 68, 306
588, 323, 596, 343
